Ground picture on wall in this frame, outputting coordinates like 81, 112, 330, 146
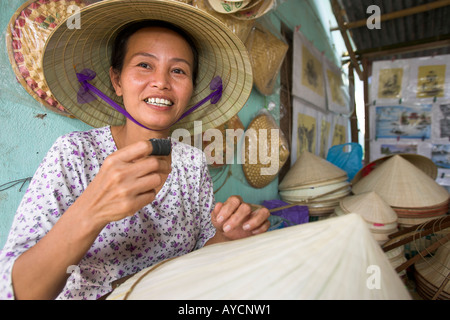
297, 112, 317, 156
370, 59, 409, 104
331, 117, 348, 147
292, 97, 319, 164
377, 68, 404, 100
406, 55, 450, 101
292, 31, 326, 110
380, 144, 418, 155
432, 144, 450, 169
319, 113, 332, 158
416, 65, 447, 99
375, 105, 432, 139
323, 56, 350, 115
438, 104, 450, 139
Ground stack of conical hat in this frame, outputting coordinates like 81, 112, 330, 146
279, 151, 351, 220
335, 191, 399, 245
352, 155, 449, 228
414, 245, 450, 300
334, 191, 407, 279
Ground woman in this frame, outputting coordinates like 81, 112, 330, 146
0, 1, 269, 300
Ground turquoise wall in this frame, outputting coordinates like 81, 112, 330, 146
0, 0, 344, 248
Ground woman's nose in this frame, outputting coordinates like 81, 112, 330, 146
150, 69, 170, 89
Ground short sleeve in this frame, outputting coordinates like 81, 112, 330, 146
0, 135, 87, 299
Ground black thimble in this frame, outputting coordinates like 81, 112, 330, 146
149, 138, 172, 156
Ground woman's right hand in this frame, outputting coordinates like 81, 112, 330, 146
75, 140, 170, 227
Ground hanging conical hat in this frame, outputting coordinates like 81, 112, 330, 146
352, 155, 449, 209
279, 151, 347, 190
106, 214, 411, 300
340, 191, 398, 225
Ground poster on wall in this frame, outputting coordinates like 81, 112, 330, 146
318, 112, 332, 158
292, 31, 326, 110
405, 54, 450, 102
370, 60, 409, 104
431, 144, 450, 187
323, 56, 351, 115
432, 103, 450, 142
372, 104, 432, 140
369, 140, 432, 162
292, 97, 319, 164
330, 115, 349, 147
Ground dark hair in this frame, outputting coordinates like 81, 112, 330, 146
110, 20, 199, 85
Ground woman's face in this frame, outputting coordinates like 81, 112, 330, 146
110, 26, 195, 131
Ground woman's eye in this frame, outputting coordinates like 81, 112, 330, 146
172, 68, 186, 75
138, 62, 150, 69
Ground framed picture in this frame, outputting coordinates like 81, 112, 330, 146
292, 31, 326, 110
373, 104, 432, 140
292, 97, 319, 163
323, 56, 351, 115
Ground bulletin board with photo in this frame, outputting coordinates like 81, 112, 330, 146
369, 54, 450, 187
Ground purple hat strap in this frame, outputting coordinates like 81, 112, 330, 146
76, 68, 223, 131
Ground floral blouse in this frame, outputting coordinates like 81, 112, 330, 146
0, 126, 216, 299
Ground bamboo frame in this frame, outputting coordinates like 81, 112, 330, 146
330, 0, 363, 80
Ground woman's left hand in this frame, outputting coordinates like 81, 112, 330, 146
209, 195, 271, 242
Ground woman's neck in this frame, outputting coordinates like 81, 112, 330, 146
110, 123, 171, 150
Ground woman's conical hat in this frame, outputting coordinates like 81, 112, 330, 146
340, 191, 398, 225
352, 155, 449, 208
106, 214, 411, 300
279, 151, 347, 190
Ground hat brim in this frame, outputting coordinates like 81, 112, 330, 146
42, 0, 253, 134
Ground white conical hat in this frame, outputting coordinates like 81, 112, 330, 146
107, 214, 411, 300
279, 151, 347, 190
340, 191, 398, 224
352, 155, 449, 208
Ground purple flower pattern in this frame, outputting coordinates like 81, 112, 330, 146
0, 126, 216, 299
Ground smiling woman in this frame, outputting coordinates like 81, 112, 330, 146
0, 0, 271, 300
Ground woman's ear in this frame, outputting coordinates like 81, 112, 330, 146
109, 67, 123, 97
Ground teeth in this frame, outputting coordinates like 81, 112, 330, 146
144, 97, 173, 107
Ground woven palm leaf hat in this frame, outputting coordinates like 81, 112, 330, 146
279, 151, 351, 220
42, 0, 253, 134
352, 155, 449, 228
6, 0, 99, 118
336, 191, 399, 244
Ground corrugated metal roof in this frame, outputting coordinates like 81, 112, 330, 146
335, 0, 450, 62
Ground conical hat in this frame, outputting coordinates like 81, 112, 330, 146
352, 153, 438, 184
340, 191, 398, 225
106, 214, 411, 300
352, 155, 449, 208
414, 246, 450, 298
279, 151, 347, 190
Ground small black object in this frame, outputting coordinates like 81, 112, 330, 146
149, 138, 171, 156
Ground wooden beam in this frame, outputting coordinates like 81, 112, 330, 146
331, 0, 450, 31
356, 34, 450, 59
348, 64, 359, 144
362, 58, 370, 164
330, 0, 364, 81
